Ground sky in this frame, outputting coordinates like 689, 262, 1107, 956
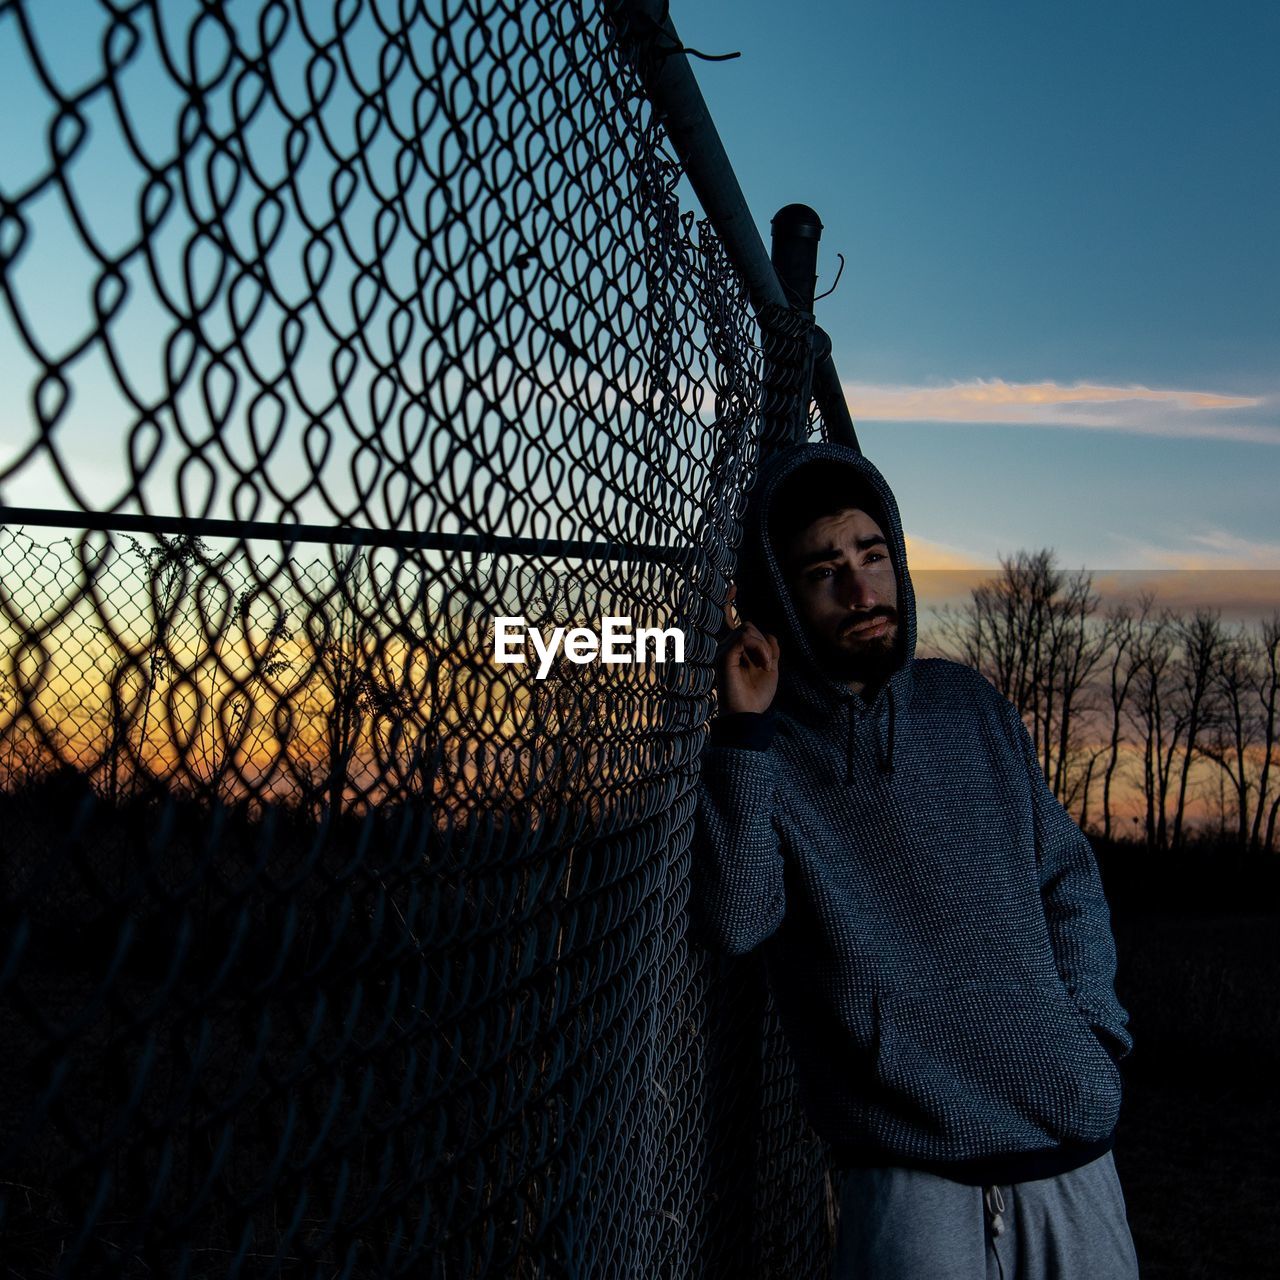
674, 0, 1280, 576
1, 0, 1276, 598
0, 0, 1273, 821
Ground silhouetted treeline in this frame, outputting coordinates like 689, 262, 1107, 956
927, 550, 1280, 853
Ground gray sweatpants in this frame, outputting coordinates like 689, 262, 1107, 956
832, 1152, 1140, 1278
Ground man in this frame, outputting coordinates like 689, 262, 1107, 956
693, 441, 1140, 1278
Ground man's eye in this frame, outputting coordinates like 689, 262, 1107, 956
808, 567, 834, 581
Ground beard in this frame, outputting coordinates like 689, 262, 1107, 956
815, 612, 899, 687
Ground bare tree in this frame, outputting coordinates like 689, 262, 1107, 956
1072, 744, 1110, 833
933, 549, 1061, 726
1125, 606, 1230, 850
932, 550, 1105, 811
1169, 609, 1225, 849
1200, 614, 1280, 852
1129, 611, 1178, 849
295, 549, 378, 824
1044, 567, 1107, 803
1099, 596, 1151, 840
1200, 627, 1258, 847
200, 592, 293, 804
101, 533, 211, 798
1251, 615, 1280, 852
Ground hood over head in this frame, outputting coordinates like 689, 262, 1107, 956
733, 441, 917, 779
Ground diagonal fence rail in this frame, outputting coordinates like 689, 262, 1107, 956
0, 0, 852, 1274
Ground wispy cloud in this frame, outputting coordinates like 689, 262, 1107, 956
1107, 529, 1280, 570
843, 378, 1276, 444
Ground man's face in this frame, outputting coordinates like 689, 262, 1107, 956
782, 507, 900, 687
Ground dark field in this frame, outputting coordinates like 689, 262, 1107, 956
2, 786, 1277, 1277
1100, 848, 1280, 1279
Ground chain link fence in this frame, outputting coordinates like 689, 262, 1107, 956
0, 0, 840, 1274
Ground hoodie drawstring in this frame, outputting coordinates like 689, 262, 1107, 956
984, 1184, 1007, 1278
878, 685, 896, 775
844, 684, 898, 782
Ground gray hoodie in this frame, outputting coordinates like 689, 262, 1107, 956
692, 441, 1133, 1184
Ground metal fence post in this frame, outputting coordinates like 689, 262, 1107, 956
762, 204, 823, 450
769, 204, 860, 453
771, 203, 823, 315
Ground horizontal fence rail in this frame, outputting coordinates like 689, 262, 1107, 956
0, 506, 702, 564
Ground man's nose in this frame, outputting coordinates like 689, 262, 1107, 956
840, 568, 879, 610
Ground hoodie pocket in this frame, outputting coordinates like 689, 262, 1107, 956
872, 980, 1122, 1154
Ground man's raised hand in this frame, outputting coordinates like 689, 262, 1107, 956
717, 583, 781, 715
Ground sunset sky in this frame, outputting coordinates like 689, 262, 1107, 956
676, 0, 1279, 578
1, 3, 1273, 831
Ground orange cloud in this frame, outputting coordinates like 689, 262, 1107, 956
902, 533, 990, 570
842, 378, 1273, 443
